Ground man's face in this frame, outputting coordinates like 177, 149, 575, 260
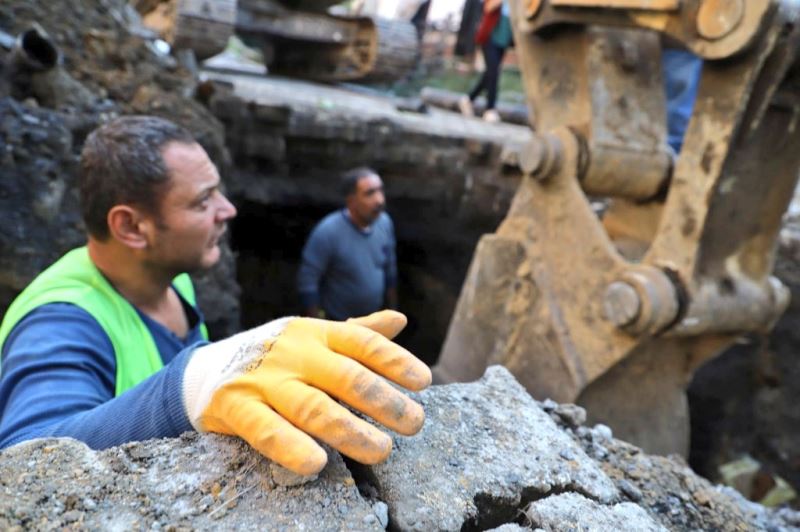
143, 141, 237, 273
347, 173, 385, 226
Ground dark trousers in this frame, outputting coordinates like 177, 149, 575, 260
469, 41, 506, 111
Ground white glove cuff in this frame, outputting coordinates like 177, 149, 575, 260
182, 317, 294, 431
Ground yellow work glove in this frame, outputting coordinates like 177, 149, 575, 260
182, 310, 431, 476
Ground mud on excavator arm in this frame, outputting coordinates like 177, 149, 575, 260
435, 0, 800, 456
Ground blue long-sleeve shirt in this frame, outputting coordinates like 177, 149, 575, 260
0, 296, 206, 450
298, 210, 397, 320
662, 48, 703, 154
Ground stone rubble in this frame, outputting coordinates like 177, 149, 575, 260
2, 366, 798, 531
364, 367, 617, 531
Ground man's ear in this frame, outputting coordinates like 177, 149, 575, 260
107, 205, 151, 249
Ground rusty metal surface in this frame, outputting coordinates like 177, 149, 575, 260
437, 0, 800, 454
581, 28, 672, 200
519, 0, 774, 60
438, 128, 637, 402
170, 0, 418, 82
550, 0, 679, 9
173, 0, 238, 60
696, 0, 745, 40
237, 8, 363, 44
236, 4, 419, 82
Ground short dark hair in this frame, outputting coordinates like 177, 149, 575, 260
341, 166, 378, 198
79, 115, 196, 240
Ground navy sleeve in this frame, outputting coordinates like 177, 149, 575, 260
297, 222, 333, 308
0, 303, 198, 450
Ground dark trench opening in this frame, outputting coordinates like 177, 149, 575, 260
229, 198, 478, 366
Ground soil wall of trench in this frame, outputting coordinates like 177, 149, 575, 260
0, 0, 799, 512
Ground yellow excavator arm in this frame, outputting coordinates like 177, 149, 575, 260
436, 0, 800, 455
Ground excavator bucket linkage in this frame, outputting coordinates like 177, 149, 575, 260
436, 0, 800, 455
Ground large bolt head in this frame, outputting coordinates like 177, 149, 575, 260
519, 137, 545, 176
603, 281, 641, 327
697, 0, 744, 40
520, 133, 563, 181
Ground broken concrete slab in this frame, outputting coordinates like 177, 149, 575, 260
3, 366, 800, 531
524, 493, 667, 532
485, 525, 530, 532
0, 433, 381, 531
364, 366, 619, 531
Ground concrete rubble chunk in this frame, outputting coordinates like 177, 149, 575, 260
485, 525, 531, 531
365, 366, 619, 531
568, 424, 800, 531
0, 433, 381, 531
2, 366, 800, 530
524, 493, 668, 532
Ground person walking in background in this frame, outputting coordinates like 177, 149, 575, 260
459, 0, 512, 123
298, 167, 398, 320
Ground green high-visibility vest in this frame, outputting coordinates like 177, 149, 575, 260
0, 247, 208, 396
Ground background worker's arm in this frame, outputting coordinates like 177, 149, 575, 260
384, 214, 398, 310
0, 303, 196, 449
297, 224, 332, 317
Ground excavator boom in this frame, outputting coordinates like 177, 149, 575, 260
436, 0, 800, 455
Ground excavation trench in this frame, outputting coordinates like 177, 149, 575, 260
0, 0, 799, 511
229, 198, 486, 365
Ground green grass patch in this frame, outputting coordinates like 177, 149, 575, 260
388, 64, 526, 105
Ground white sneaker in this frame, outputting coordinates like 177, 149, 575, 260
482, 109, 501, 123
458, 95, 475, 117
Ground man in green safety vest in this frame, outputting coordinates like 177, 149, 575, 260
0, 115, 430, 476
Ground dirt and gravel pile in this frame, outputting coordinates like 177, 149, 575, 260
0, 0, 239, 337
686, 191, 800, 505
1, 367, 798, 531
561, 406, 800, 531
0, 1, 220, 137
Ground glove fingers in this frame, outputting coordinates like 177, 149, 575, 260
268, 379, 393, 465
346, 310, 407, 340
324, 320, 432, 392
206, 392, 328, 476
300, 349, 425, 436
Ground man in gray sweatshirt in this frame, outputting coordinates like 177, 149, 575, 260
298, 167, 398, 320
